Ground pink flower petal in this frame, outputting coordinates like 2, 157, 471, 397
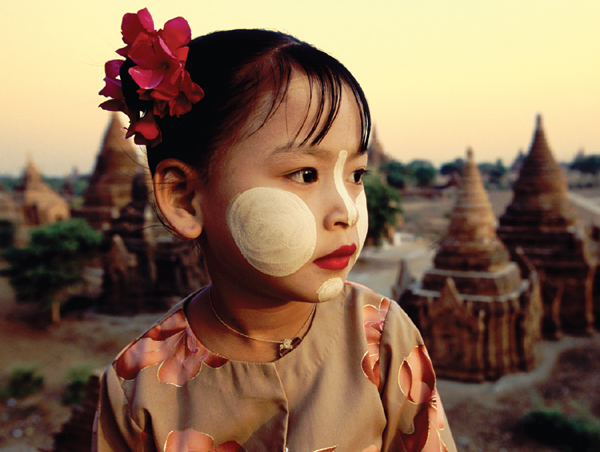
114, 333, 181, 380
165, 429, 214, 452
121, 8, 154, 45
99, 77, 122, 98
99, 98, 126, 113
104, 59, 123, 79
161, 17, 192, 51
128, 39, 162, 70
158, 330, 202, 386
130, 66, 165, 90
130, 113, 161, 145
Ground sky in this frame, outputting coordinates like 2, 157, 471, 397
1, 0, 599, 176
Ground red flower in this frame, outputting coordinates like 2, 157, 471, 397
164, 429, 245, 452
99, 8, 204, 147
114, 310, 228, 386
398, 345, 448, 452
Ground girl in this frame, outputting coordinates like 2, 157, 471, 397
94, 8, 456, 452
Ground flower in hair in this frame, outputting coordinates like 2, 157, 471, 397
99, 8, 204, 146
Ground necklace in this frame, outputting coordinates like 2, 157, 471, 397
208, 289, 316, 358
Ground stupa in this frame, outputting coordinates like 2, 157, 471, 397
366, 126, 390, 170
399, 149, 542, 382
12, 155, 70, 225
497, 115, 595, 338
73, 113, 139, 230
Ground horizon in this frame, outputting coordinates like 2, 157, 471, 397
1, 1, 598, 176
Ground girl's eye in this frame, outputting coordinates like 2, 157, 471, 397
348, 168, 368, 184
288, 168, 318, 184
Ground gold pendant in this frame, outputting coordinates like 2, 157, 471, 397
279, 337, 301, 357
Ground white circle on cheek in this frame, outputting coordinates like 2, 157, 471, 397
356, 190, 369, 253
227, 187, 317, 277
317, 277, 344, 302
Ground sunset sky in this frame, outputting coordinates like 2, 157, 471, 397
1, 0, 598, 176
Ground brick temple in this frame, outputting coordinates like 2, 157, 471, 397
72, 113, 140, 230
399, 149, 542, 382
497, 115, 596, 338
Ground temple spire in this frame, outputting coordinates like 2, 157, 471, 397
503, 113, 575, 226
433, 148, 510, 272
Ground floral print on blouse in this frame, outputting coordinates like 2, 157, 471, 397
93, 282, 456, 452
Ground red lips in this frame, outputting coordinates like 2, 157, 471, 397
314, 244, 357, 270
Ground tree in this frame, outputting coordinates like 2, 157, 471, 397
380, 160, 411, 189
407, 160, 437, 187
363, 174, 402, 246
571, 155, 600, 175
478, 159, 507, 186
1, 219, 103, 323
440, 158, 465, 176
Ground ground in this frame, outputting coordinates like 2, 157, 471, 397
1, 188, 600, 451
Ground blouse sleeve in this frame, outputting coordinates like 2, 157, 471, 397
377, 302, 457, 452
92, 364, 149, 452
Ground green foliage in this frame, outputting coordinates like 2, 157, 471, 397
440, 158, 465, 176
363, 174, 402, 246
571, 155, 600, 175
412, 164, 436, 187
0, 220, 16, 248
380, 160, 410, 189
0, 365, 44, 399
61, 364, 94, 406
1, 219, 103, 317
520, 409, 600, 452
380, 159, 437, 188
478, 159, 507, 186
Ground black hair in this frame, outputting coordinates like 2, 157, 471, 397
121, 29, 371, 179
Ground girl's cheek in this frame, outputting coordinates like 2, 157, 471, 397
226, 187, 317, 277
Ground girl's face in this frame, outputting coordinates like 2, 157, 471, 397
198, 73, 368, 304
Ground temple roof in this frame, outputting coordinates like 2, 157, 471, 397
14, 154, 48, 193
83, 113, 140, 209
499, 114, 576, 227
433, 148, 510, 272
366, 126, 390, 169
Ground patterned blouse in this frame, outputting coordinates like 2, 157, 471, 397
93, 282, 456, 452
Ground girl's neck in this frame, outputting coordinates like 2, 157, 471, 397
186, 284, 316, 363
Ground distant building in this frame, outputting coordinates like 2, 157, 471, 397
399, 149, 542, 382
72, 113, 140, 230
12, 155, 70, 226
366, 126, 390, 170
497, 115, 596, 338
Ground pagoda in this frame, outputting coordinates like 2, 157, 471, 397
73, 113, 139, 230
497, 115, 595, 338
12, 155, 70, 225
399, 149, 542, 381
366, 126, 390, 170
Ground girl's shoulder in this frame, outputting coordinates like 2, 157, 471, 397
344, 281, 420, 334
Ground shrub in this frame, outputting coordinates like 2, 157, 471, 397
0, 220, 15, 248
1, 218, 103, 323
520, 409, 600, 452
62, 364, 94, 406
0, 365, 44, 399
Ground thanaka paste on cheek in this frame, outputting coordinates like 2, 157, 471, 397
356, 190, 369, 253
317, 277, 344, 302
334, 150, 359, 226
227, 187, 317, 277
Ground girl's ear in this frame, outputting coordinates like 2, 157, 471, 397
153, 159, 204, 239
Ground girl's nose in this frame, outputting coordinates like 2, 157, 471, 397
323, 150, 359, 230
